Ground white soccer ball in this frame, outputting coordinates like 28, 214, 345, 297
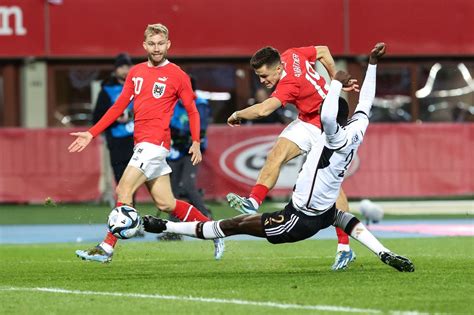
107, 206, 142, 239
359, 199, 384, 223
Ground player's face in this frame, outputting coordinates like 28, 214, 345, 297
143, 33, 171, 66
255, 64, 283, 88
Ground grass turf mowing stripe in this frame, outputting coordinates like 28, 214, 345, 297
0, 286, 387, 314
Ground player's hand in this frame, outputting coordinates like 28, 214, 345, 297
369, 42, 386, 64
68, 131, 93, 152
227, 111, 241, 127
335, 71, 360, 92
342, 79, 360, 92
334, 71, 351, 86
188, 141, 202, 165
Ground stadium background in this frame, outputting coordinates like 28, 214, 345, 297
0, 0, 473, 203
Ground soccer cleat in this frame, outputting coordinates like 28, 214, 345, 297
379, 251, 415, 272
142, 215, 168, 234
331, 249, 356, 270
213, 238, 225, 260
226, 193, 257, 214
75, 245, 112, 263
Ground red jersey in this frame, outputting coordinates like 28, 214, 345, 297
271, 46, 329, 128
89, 60, 200, 149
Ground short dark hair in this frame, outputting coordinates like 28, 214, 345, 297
114, 53, 132, 69
337, 97, 349, 126
250, 46, 281, 69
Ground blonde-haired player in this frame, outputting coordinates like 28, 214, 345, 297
69, 23, 224, 262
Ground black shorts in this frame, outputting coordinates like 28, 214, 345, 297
261, 202, 336, 244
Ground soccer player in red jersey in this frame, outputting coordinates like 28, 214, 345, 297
68, 23, 224, 262
226, 45, 358, 270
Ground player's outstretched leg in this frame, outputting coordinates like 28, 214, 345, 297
334, 209, 415, 272
172, 199, 225, 260
379, 252, 415, 272
143, 213, 225, 260
148, 173, 226, 260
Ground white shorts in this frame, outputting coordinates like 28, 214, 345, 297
128, 142, 172, 180
279, 118, 324, 153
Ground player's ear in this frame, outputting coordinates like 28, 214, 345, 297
276, 64, 283, 74
142, 41, 147, 51
167, 40, 171, 50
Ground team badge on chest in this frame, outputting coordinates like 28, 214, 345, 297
152, 82, 166, 99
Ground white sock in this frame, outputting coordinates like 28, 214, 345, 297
337, 244, 350, 252
349, 222, 389, 255
202, 221, 225, 239
99, 242, 113, 254
165, 221, 199, 236
164, 221, 225, 239
248, 197, 259, 209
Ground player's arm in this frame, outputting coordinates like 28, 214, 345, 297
227, 97, 282, 126
321, 71, 352, 135
315, 46, 337, 79
320, 81, 342, 135
321, 71, 357, 150
354, 43, 386, 118
179, 77, 202, 165
68, 75, 134, 153
315, 46, 359, 92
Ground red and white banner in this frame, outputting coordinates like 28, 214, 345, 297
0, 124, 472, 203
1, 0, 473, 58
0, 1, 45, 57
198, 124, 474, 199
341, 123, 474, 197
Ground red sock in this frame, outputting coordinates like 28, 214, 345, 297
172, 200, 210, 222
103, 231, 118, 247
116, 201, 134, 207
101, 201, 123, 248
249, 184, 269, 205
336, 227, 350, 244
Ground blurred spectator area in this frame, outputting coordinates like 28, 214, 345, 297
347, 60, 474, 123
1, 59, 473, 127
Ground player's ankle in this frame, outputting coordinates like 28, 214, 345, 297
337, 244, 350, 252
248, 198, 259, 209
99, 242, 114, 254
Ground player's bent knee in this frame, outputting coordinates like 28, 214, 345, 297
154, 200, 175, 213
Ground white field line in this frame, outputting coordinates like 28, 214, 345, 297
0, 286, 423, 314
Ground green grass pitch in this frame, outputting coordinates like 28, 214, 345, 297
1, 237, 473, 314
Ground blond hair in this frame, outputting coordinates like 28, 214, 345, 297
144, 23, 169, 40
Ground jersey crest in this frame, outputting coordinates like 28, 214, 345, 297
153, 82, 166, 99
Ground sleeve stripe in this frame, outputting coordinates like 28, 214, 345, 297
353, 110, 369, 118
346, 118, 358, 126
